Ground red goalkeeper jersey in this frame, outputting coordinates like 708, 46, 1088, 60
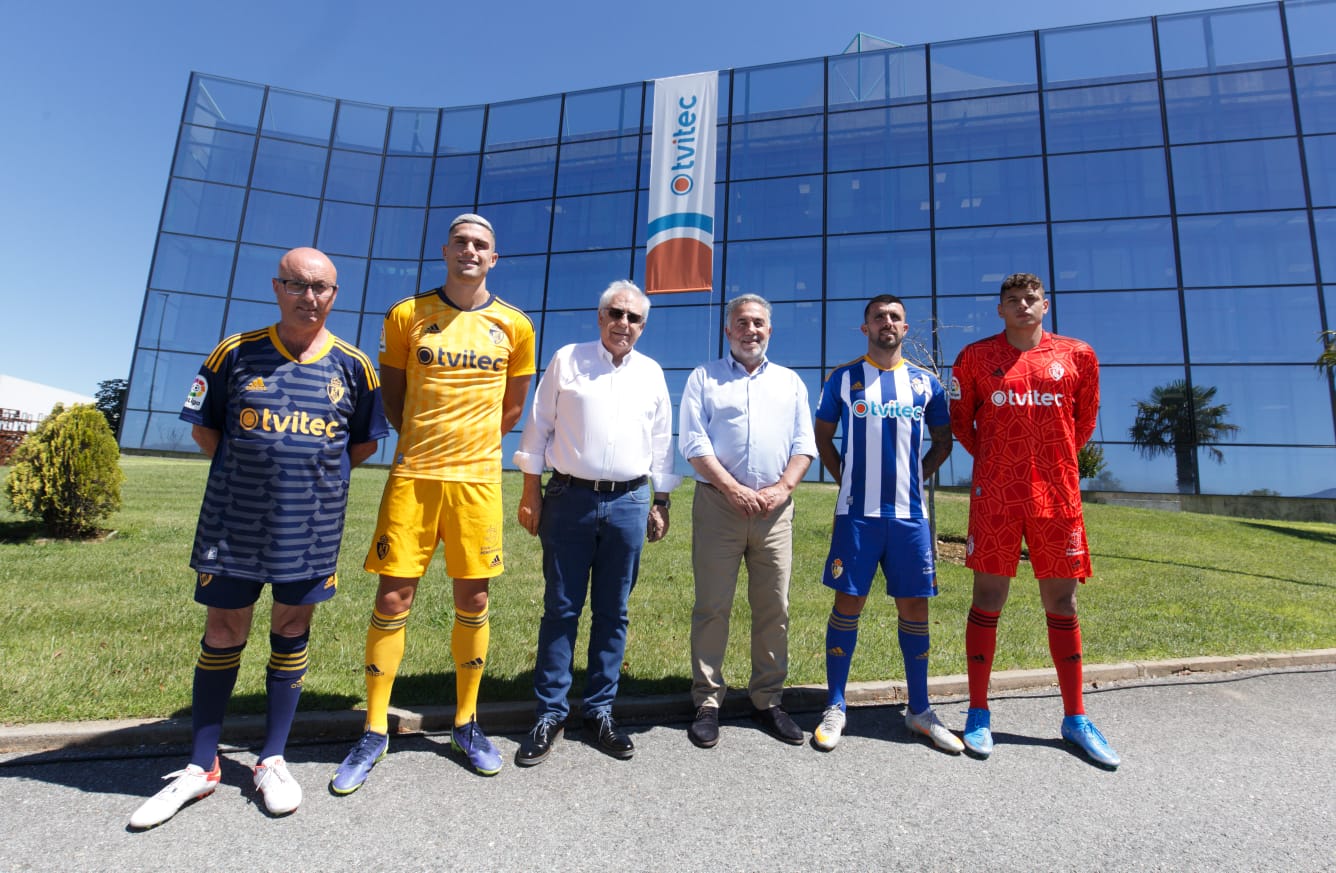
949, 331, 1099, 518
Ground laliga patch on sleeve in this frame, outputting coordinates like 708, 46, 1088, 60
947, 376, 961, 401
185, 375, 208, 411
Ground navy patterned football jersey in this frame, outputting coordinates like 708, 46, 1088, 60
181, 326, 388, 582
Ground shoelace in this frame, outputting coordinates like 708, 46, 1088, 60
348, 735, 382, 764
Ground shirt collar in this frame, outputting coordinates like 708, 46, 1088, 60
725, 353, 768, 376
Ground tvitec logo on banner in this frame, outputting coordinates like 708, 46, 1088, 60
645, 71, 718, 294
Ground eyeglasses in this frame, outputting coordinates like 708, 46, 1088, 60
604, 306, 644, 325
276, 278, 338, 298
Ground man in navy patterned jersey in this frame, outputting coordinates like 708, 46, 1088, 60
129, 247, 387, 829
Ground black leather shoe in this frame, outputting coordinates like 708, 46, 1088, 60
752, 705, 804, 745
516, 718, 562, 766
688, 705, 720, 748
585, 712, 634, 759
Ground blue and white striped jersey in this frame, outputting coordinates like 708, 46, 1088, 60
816, 356, 948, 519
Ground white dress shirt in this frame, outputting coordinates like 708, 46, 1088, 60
678, 354, 817, 489
514, 340, 682, 491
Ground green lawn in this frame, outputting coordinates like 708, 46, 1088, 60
1, 456, 1332, 725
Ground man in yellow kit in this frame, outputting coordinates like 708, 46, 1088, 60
332, 214, 535, 792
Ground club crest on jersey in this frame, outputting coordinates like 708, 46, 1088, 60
327, 376, 345, 404
947, 376, 961, 400
1048, 361, 1066, 381
1065, 528, 1085, 557
489, 325, 505, 346
910, 375, 930, 397
198, 572, 213, 586
376, 534, 390, 561
185, 376, 208, 410
830, 558, 844, 579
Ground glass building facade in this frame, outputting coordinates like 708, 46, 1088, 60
124, 0, 1336, 497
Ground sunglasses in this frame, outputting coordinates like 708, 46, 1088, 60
604, 306, 644, 325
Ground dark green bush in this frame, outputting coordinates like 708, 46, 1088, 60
5, 403, 124, 537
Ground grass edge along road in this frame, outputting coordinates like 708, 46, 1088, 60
1, 455, 1332, 725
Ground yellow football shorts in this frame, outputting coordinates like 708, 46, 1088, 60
364, 476, 504, 580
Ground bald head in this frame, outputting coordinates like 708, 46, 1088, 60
278, 247, 337, 283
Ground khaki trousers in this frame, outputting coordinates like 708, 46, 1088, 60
690, 482, 795, 710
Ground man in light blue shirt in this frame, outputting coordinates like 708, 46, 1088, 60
678, 293, 816, 748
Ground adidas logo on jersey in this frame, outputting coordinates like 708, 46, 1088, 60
244, 377, 268, 392
423, 323, 442, 334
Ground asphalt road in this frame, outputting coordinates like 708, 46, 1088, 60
1, 666, 1332, 873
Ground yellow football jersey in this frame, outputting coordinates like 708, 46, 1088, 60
381, 290, 536, 482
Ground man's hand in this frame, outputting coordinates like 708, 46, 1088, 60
646, 504, 670, 542
518, 473, 543, 536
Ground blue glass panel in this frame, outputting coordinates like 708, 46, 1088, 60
1314, 209, 1336, 279
431, 154, 480, 206
763, 301, 823, 367
545, 250, 635, 309
729, 115, 824, 180
1285, 0, 1336, 63
1194, 364, 1333, 444
1306, 135, 1336, 206
1062, 440, 1176, 493
388, 108, 439, 155
935, 225, 1049, 295
241, 191, 318, 249
490, 253, 547, 312
325, 149, 383, 203
439, 106, 485, 155
630, 305, 718, 368
486, 95, 561, 148
150, 234, 235, 295
364, 260, 423, 315
1163, 69, 1296, 143
827, 104, 929, 171
129, 406, 195, 449
1051, 219, 1177, 290
927, 295, 1001, 366
728, 175, 822, 240
1158, 5, 1286, 76
372, 207, 426, 259
1186, 287, 1322, 364
933, 158, 1045, 227
230, 243, 286, 303
334, 102, 388, 152
1178, 211, 1314, 286
827, 166, 930, 234
251, 137, 326, 197
162, 178, 245, 240
173, 125, 253, 186
186, 76, 262, 132
357, 313, 385, 361
1295, 64, 1336, 135
223, 298, 278, 338
1055, 290, 1183, 365
536, 309, 594, 361
479, 145, 557, 202
563, 84, 642, 140
930, 33, 1036, 99
821, 295, 937, 370
262, 89, 334, 145
328, 255, 367, 312
828, 46, 927, 108
129, 347, 219, 414
137, 290, 226, 354
557, 136, 640, 196
317, 201, 373, 257
1047, 149, 1169, 220
1198, 447, 1336, 497
1172, 139, 1305, 213
475, 200, 552, 255
423, 207, 464, 256
723, 237, 822, 303
1044, 81, 1163, 152
1085, 364, 1188, 448
732, 60, 823, 121
378, 156, 431, 207
1041, 19, 1156, 87
422, 259, 447, 294
826, 231, 932, 299
551, 193, 636, 251
932, 92, 1040, 162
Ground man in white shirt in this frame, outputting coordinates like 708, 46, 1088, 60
512, 280, 680, 765
678, 294, 816, 748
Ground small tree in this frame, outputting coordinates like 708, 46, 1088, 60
5, 403, 124, 538
1318, 330, 1336, 375
95, 378, 129, 438
1077, 442, 1107, 481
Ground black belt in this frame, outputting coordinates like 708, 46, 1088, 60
550, 472, 648, 493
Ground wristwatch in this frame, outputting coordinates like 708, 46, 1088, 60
653, 495, 670, 508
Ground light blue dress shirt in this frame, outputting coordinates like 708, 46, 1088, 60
678, 354, 817, 489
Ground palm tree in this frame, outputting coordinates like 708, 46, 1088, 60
1129, 379, 1239, 493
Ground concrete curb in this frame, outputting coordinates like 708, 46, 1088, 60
3, 649, 1333, 756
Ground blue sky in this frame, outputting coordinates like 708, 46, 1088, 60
0, 0, 1255, 395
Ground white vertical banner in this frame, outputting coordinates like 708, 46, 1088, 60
645, 71, 718, 294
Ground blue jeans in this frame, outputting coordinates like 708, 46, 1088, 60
533, 478, 650, 720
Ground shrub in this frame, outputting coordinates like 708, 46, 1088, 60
1077, 442, 1107, 480
5, 403, 124, 537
